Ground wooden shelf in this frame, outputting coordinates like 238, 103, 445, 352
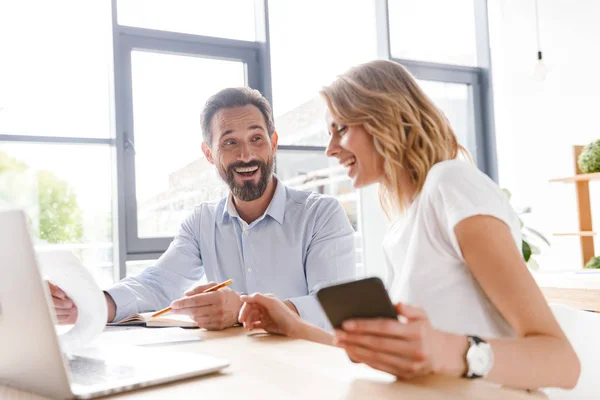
549, 172, 600, 183
553, 232, 597, 237
548, 146, 596, 267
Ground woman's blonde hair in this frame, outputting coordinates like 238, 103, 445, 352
320, 59, 470, 216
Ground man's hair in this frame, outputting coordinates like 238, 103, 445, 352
200, 87, 275, 144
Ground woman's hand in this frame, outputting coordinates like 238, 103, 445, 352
334, 302, 467, 380
238, 293, 304, 337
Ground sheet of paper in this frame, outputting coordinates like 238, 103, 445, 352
38, 250, 107, 353
92, 327, 203, 347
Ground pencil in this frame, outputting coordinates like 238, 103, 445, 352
151, 279, 233, 318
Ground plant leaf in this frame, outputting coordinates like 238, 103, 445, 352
523, 227, 551, 246
517, 206, 532, 214
522, 240, 532, 262
527, 259, 539, 271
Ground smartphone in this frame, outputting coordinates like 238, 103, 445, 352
316, 277, 397, 329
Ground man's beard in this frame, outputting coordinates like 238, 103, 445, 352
220, 158, 274, 201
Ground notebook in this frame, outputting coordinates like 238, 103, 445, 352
107, 312, 198, 328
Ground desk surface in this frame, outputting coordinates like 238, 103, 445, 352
534, 271, 600, 312
0, 328, 571, 399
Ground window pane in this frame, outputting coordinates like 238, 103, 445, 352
269, 0, 378, 146
117, 0, 255, 41
389, 0, 478, 66
131, 51, 245, 238
276, 150, 363, 272
0, 142, 114, 287
418, 80, 476, 162
0, 1, 111, 138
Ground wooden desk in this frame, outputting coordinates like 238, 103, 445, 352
0, 328, 548, 400
534, 271, 600, 311
541, 287, 600, 312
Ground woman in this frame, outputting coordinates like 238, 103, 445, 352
238, 60, 580, 390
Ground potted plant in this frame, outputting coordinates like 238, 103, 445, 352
502, 189, 550, 270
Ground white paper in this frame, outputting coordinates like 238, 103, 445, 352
37, 250, 107, 353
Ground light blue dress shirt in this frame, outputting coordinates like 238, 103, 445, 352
107, 178, 356, 329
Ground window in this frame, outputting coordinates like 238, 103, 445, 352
269, 0, 378, 146
1, 0, 495, 281
388, 0, 478, 66
117, 0, 256, 41
276, 150, 363, 272
0, 1, 112, 138
268, 0, 380, 274
0, 0, 114, 285
118, 20, 262, 255
130, 51, 243, 239
0, 143, 114, 287
419, 80, 477, 161
277, 151, 358, 227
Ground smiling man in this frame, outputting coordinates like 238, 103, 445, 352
49, 87, 356, 331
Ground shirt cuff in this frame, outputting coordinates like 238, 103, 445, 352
105, 283, 138, 322
287, 294, 332, 332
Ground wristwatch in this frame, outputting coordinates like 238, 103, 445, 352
463, 335, 494, 379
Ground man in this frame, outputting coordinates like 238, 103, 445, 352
50, 87, 356, 330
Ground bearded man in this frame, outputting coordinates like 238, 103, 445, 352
49, 87, 356, 331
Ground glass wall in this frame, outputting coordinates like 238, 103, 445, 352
0, 0, 114, 285
0, 0, 494, 281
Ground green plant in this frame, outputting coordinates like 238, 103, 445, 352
585, 256, 600, 269
502, 189, 550, 270
578, 139, 600, 173
0, 151, 83, 243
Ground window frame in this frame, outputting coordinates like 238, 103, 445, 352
119, 29, 261, 255
111, 0, 272, 278
114, 0, 498, 279
376, 0, 497, 178
1, 0, 497, 281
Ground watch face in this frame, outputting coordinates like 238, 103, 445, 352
467, 342, 494, 376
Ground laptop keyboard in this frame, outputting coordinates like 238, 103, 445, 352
67, 355, 139, 386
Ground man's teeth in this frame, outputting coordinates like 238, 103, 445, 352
342, 158, 356, 168
235, 166, 259, 173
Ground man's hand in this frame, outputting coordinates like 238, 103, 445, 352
48, 281, 78, 324
169, 282, 243, 330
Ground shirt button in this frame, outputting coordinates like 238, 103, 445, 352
244, 230, 249, 236
247, 268, 253, 272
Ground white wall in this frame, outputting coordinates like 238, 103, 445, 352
489, 0, 600, 270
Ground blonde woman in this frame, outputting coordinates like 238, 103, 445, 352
238, 60, 580, 390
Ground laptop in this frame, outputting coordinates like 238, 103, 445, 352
0, 210, 229, 399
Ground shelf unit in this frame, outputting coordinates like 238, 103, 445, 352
553, 232, 596, 237
549, 145, 597, 267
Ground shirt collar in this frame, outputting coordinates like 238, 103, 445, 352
220, 176, 286, 225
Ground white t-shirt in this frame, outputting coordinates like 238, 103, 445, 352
383, 160, 521, 338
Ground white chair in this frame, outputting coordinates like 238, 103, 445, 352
540, 304, 600, 399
